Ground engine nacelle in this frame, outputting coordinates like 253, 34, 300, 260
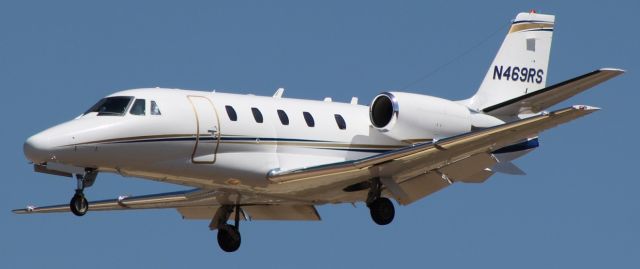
369, 92, 472, 141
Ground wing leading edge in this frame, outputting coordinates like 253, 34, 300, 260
12, 189, 207, 214
13, 189, 321, 221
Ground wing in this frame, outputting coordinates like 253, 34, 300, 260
482, 68, 624, 116
13, 189, 320, 221
13, 189, 212, 214
268, 105, 599, 204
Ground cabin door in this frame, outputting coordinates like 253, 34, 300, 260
188, 95, 220, 164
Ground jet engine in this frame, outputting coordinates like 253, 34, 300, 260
369, 92, 502, 142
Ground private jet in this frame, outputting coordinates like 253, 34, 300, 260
14, 11, 624, 252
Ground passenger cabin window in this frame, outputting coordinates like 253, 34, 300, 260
150, 101, 162, 115
251, 107, 263, 123
84, 96, 133, 116
225, 105, 237, 121
129, 99, 146, 115
277, 109, 289, 125
303, 111, 315, 127
334, 114, 346, 130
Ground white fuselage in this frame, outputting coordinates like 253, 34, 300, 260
24, 89, 413, 192
24, 88, 525, 202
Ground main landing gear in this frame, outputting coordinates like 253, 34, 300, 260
218, 224, 241, 252
211, 204, 242, 252
69, 169, 97, 217
366, 178, 395, 225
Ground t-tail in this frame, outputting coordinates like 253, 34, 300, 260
468, 11, 555, 112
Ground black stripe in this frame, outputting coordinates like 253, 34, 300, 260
317, 148, 392, 153
482, 69, 601, 113
512, 20, 553, 24
111, 136, 329, 144
111, 137, 195, 144
522, 28, 553, 32
107, 136, 399, 153
221, 137, 325, 142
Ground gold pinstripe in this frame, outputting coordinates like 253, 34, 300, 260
64, 134, 195, 146
65, 134, 410, 151
509, 23, 553, 33
221, 140, 404, 150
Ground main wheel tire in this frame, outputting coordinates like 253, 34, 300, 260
69, 194, 89, 217
369, 197, 395, 225
217, 225, 241, 252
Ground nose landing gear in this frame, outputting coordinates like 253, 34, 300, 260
70, 190, 88, 216
69, 169, 97, 217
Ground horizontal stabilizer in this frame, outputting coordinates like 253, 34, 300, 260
483, 68, 624, 116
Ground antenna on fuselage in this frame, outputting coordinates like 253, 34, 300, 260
350, 97, 359, 104
273, 88, 284, 98
323, 97, 332, 102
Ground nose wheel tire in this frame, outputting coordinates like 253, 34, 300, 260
369, 197, 395, 225
217, 224, 241, 252
70, 193, 89, 217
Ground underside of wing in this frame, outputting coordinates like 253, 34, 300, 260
482, 68, 624, 116
12, 189, 213, 214
384, 153, 497, 205
178, 204, 320, 221
12, 188, 317, 219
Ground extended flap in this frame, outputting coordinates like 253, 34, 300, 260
244, 205, 321, 221
439, 153, 498, 183
396, 173, 451, 205
177, 205, 320, 221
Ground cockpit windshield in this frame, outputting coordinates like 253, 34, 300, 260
84, 96, 134, 116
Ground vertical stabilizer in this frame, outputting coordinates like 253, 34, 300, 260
469, 12, 555, 111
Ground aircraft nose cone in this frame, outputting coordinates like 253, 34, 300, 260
24, 133, 52, 164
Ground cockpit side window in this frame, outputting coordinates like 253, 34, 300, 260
129, 99, 146, 115
84, 96, 133, 116
150, 100, 162, 115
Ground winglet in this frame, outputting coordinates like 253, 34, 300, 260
600, 67, 625, 73
572, 105, 600, 111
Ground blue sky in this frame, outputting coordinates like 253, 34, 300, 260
1, 1, 638, 268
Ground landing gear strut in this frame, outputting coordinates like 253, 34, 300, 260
213, 204, 242, 252
69, 169, 97, 217
366, 178, 395, 225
